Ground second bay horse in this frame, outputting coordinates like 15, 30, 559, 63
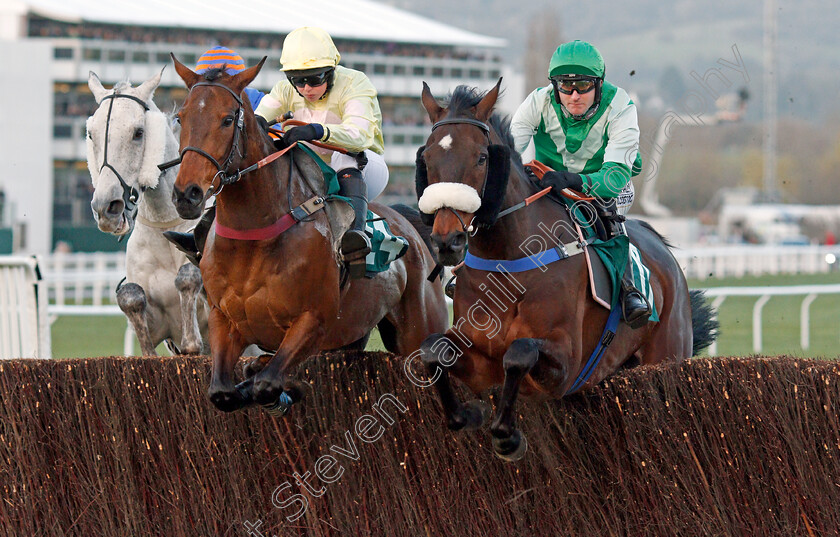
415, 80, 717, 460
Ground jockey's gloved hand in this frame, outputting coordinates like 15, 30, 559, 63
282, 123, 325, 146
255, 115, 271, 133
542, 170, 584, 193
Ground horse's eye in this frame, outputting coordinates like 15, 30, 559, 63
133, 128, 144, 140
222, 116, 234, 127
174, 114, 181, 125
86, 130, 92, 140
477, 154, 488, 165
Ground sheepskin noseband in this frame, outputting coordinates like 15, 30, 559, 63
418, 182, 482, 216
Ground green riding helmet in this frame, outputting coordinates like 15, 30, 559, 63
548, 40, 606, 120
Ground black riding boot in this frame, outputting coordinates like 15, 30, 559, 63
337, 168, 371, 279
163, 205, 216, 266
620, 263, 652, 329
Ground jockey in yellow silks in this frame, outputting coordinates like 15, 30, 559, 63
255, 27, 388, 277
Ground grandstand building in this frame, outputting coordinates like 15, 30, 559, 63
0, 0, 518, 254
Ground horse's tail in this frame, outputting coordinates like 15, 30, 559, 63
690, 289, 719, 355
389, 203, 438, 262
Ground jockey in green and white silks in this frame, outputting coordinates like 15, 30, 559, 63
511, 40, 641, 215
511, 40, 652, 328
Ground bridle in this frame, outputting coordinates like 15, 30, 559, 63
426, 116, 556, 234
428, 117, 493, 234
96, 92, 150, 220
158, 81, 248, 193
431, 117, 492, 199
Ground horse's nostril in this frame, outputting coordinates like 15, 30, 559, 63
448, 233, 467, 252
186, 185, 204, 205
106, 199, 124, 217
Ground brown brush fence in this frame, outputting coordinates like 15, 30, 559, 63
0, 352, 839, 536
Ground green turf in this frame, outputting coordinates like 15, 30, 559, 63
689, 272, 840, 358
50, 315, 388, 358
51, 272, 840, 358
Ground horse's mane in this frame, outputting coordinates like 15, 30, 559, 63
445, 85, 525, 176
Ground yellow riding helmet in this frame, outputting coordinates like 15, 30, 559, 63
280, 27, 341, 71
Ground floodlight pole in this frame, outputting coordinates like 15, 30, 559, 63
763, 0, 779, 200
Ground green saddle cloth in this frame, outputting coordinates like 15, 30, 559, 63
296, 146, 407, 275
365, 211, 409, 274
565, 199, 659, 322
297, 145, 340, 195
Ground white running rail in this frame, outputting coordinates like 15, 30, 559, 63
12, 247, 840, 358
703, 283, 840, 355
0, 256, 50, 358
675, 245, 840, 280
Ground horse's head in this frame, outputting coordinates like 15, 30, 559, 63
170, 54, 266, 220
86, 70, 170, 235
416, 79, 511, 265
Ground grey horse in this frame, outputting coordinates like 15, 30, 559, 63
86, 70, 207, 355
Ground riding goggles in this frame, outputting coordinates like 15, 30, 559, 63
551, 76, 598, 95
286, 69, 333, 88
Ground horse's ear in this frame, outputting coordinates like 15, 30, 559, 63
88, 72, 109, 103
231, 57, 266, 95
474, 77, 503, 121
421, 82, 445, 123
135, 68, 163, 103
171, 53, 200, 89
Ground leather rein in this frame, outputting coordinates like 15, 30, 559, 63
160, 80, 331, 241
97, 92, 150, 222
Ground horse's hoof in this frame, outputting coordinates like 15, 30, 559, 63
209, 388, 250, 413
448, 400, 491, 431
492, 430, 528, 462
252, 376, 284, 406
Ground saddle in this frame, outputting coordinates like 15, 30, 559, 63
289, 145, 355, 259
289, 146, 408, 277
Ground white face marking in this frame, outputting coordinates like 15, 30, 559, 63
438, 134, 453, 151
198, 99, 205, 111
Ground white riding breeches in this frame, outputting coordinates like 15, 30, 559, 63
329, 149, 389, 201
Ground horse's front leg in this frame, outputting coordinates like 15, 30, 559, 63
207, 307, 249, 412
174, 263, 204, 354
489, 338, 542, 461
251, 311, 325, 407
116, 282, 157, 356
419, 333, 491, 432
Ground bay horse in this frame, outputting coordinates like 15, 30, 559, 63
415, 80, 717, 460
169, 56, 448, 412
87, 71, 207, 356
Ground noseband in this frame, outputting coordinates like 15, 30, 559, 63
159, 81, 247, 188
97, 92, 150, 219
